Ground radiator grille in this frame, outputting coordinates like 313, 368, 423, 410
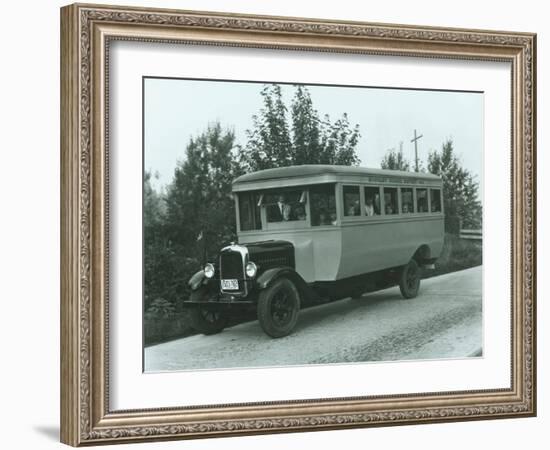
219, 251, 244, 281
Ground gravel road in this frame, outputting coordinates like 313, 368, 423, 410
145, 266, 482, 372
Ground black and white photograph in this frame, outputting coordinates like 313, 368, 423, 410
142, 78, 483, 372
48, 1, 538, 447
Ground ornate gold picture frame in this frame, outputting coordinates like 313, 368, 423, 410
60, 3, 536, 446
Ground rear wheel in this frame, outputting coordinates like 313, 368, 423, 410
189, 288, 228, 335
399, 259, 421, 299
257, 278, 300, 338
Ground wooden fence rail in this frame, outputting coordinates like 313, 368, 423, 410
459, 229, 482, 241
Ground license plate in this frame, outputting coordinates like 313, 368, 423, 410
221, 279, 239, 290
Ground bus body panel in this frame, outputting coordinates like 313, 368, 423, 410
336, 215, 444, 279
239, 214, 444, 283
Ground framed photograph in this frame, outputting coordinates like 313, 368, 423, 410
60, 3, 536, 446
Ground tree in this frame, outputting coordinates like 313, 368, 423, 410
162, 122, 239, 303
144, 171, 165, 229
319, 113, 361, 166
291, 85, 321, 165
242, 85, 292, 171
166, 122, 238, 249
241, 84, 361, 171
380, 142, 410, 171
143, 171, 173, 310
427, 139, 482, 229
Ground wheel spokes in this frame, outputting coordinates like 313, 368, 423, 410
272, 291, 292, 325
201, 309, 219, 323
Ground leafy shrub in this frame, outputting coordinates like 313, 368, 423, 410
145, 298, 176, 320
427, 233, 482, 278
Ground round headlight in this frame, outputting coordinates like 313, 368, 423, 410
204, 263, 215, 279
245, 261, 258, 278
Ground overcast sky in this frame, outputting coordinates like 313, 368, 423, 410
144, 77, 483, 197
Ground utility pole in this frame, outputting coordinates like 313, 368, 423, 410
410, 129, 423, 172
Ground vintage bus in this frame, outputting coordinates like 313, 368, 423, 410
186, 165, 445, 338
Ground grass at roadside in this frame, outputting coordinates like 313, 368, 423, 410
425, 232, 482, 278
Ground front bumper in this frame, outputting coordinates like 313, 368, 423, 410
182, 290, 256, 306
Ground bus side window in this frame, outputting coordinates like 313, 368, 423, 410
401, 188, 413, 213
383, 187, 398, 215
343, 186, 361, 217
364, 186, 380, 216
310, 184, 337, 226
430, 188, 442, 212
416, 188, 428, 213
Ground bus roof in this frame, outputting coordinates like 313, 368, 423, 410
232, 164, 441, 192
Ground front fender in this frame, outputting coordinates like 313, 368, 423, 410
188, 269, 206, 291
256, 266, 308, 293
256, 267, 291, 289
256, 267, 319, 303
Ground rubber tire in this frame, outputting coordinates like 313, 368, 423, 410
399, 259, 421, 299
188, 288, 228, 335
257, 278, 301, 338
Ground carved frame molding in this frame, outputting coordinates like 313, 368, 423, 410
60, 3, 536, 446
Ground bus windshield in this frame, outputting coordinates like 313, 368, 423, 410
238, 192, 262, 231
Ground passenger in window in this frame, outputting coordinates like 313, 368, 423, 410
268, 195, 290, 222
319, 210, 337, 226
431, 199, 441, 212
346, 200, 361, 216
401, 188, 413, 214
347, 200, 360, 216
417, 198, 428, 212
365, 196, 378, 216
384, 189, 398, 215
295, 205, 306, 220
311, 184, 337, 226
278, 195, 292, 221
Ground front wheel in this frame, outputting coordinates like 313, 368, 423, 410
399, 259, 421, 299
188, 288, 228, 335
257, 278, 301, 338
